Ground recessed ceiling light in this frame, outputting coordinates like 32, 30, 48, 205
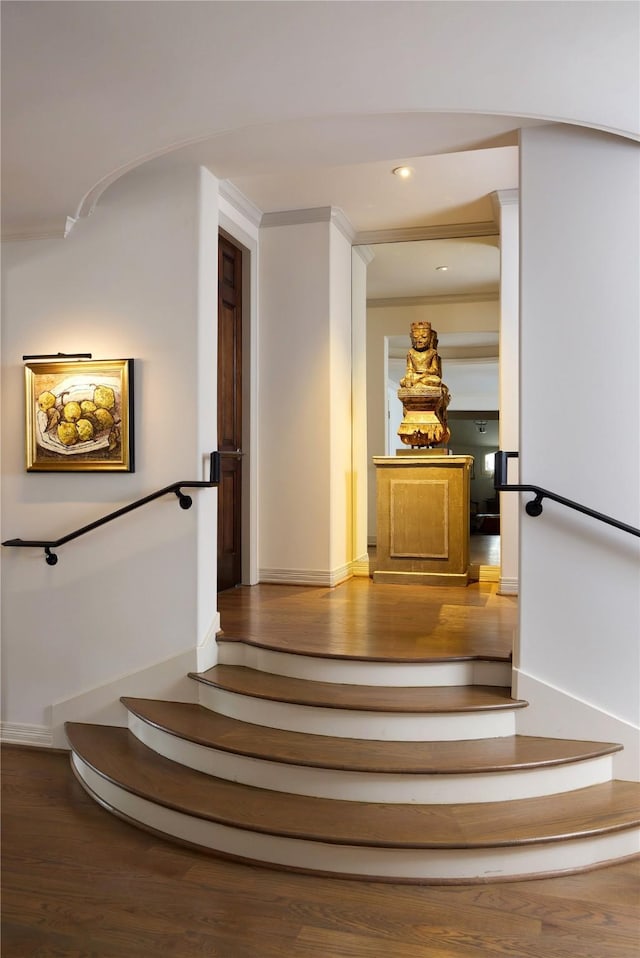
392, 166, 414, 179
435, 265, 449, 271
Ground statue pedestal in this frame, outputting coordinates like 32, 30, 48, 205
372, 454, 473, 586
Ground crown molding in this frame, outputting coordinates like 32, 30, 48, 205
261, 205, 356, 243
1, 217, 70, 242
353, 244, 375, 265
330, 207, 357, 243
261, 206, 334, 228
368, 291, 498, 309
491, 189, 519, 225
354, 220, 498, 246
492, 189, 519, 208
218, 180, 263, 228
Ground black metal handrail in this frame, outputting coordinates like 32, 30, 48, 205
494, 451, 640, 538
2, 451, 222, 565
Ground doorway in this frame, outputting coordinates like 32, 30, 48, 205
217, 234, 243, 592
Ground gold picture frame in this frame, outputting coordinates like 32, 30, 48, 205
25, 358, 134, 472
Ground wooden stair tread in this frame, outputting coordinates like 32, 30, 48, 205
217, 635, 512, 664
66, 724, 640, 849
189, 665, 527, 713
122, 698, 622, 774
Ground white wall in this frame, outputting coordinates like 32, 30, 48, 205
1, 165, 219, 742
366, 300, 499, 540
329, 226, 355, 574
493, 189, 520, 595
351, 248, 371, 574
517, 124, 640, 730
257, 213, 355, 584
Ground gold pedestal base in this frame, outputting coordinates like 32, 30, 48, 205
373, 455, 473, 586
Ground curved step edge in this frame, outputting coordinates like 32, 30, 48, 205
71, 753, 640, 883
125, 706, 616, 805
217, 633, 512, 665
194, 683, 519, 741
216, 640, 512, 687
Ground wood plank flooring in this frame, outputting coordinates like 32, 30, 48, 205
216, 578, 516, 661
3, 746, 639, 958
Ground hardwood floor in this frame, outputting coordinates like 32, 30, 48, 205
5, 579, 638, 953
217, 576, 516, 661
3, 746, 639, 958
469, 533, 500, 567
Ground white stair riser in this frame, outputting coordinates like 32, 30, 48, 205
128, 714, 614, 805
217, 643, 512, 688
72, 755, 640, 883
196, 685, 518, 740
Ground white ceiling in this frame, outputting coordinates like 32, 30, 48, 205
366, 236, 501, 301
2, 2, 636, 241
6, 3, 632, 412
228, 144, 519, 235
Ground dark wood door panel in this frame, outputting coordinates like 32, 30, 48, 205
218, 301, 241, 449
217, 235, 243, 592
217, 458, 242, 590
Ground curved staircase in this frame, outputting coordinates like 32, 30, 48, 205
66, 632, 640, 883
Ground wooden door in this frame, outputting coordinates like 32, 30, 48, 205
217, 235, 243, 592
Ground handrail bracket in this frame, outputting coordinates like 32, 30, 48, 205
174, 489, 193, 510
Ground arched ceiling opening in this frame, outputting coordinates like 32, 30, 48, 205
2, 1, 637, 240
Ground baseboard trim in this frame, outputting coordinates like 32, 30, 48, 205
514, 669, 640, 781
1, 722, 53, 748
351, 554, 371, 577
499, 576, 519, 595
259, 564, 354, 587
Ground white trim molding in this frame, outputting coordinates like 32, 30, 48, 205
2, 218, 69, 242
1, 722, 53, 748
372, 290, 498, 309
218, 180, 263, 228
258, 563, 353, 587
261, 206, 356, 243
491, 189, 519, 221
499, 576, 519, 595
353, 244, 375, 266
355, 220, 498, 246
351, 554, 370, 577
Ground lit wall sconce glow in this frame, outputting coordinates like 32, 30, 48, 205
392, 166, 414, 179
435, 265, 449, 272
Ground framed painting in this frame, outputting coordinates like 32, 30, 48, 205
25, 358, 134, 472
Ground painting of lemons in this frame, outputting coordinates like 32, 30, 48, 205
25, 359, 134, 472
